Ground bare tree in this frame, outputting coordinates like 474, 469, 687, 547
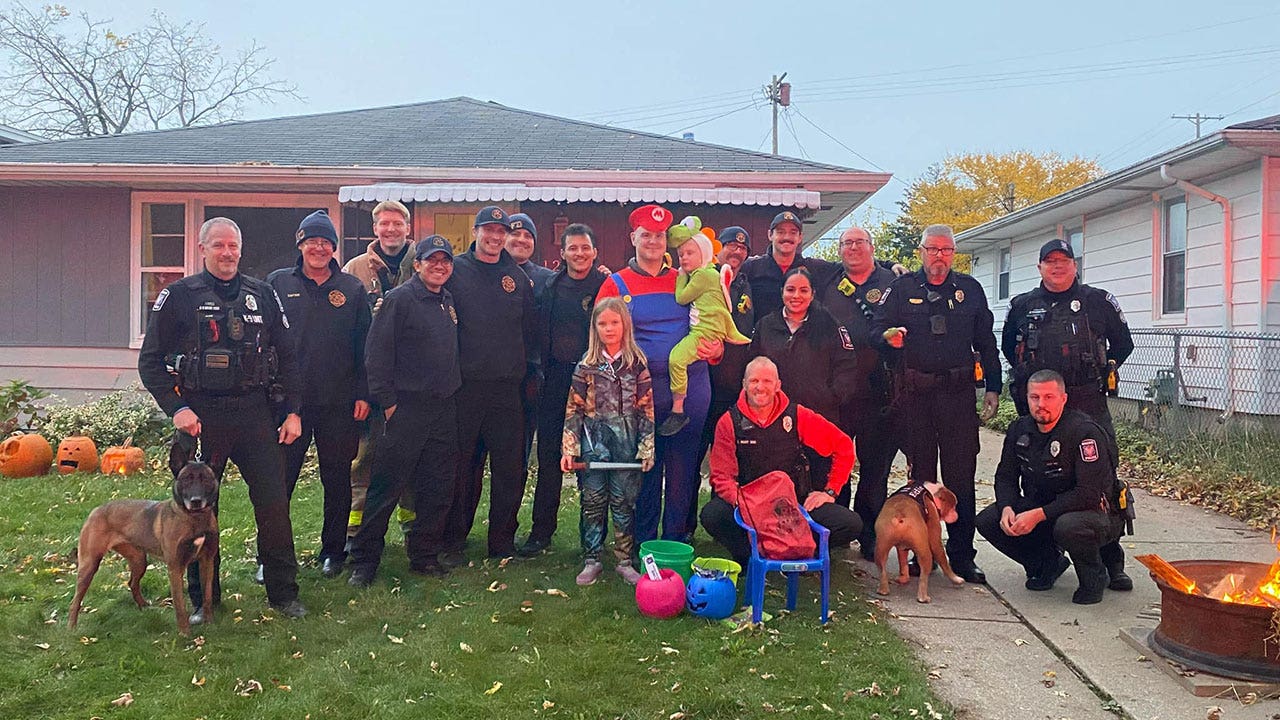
0, 4, 299, 138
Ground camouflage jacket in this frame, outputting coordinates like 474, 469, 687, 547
562, 356, 655, 464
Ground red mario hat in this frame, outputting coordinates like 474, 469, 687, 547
629, 204, 674, 232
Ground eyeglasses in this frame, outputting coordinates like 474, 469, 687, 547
299, 239, 332, 249
839, 239, 872, 248
920, 246, 956, 257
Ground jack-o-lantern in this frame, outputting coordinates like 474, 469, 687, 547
685, 570, 737, 620
0, 433, 54, 478
56, 436, 98, 474
634, 568, 686, 619
100, 438, 146, 476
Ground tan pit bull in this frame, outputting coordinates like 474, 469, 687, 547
874, 480, 965, 603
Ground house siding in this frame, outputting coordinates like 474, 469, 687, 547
0, 187, 132, 348
1264, 157, 1280, 333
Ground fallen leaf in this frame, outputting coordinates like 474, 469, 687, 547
670, 712, 687, 720
388, 635, 404, 644
1014, 638, 1028, 646
233, 679, 263, 697
459, 642, 474, 653
484, 681, 503, 695
191, 675, 206, 687
111, 692, 134, 707
1206, 707, 1223, 720
33, 642, 49, 650
291, 651, 304, 659
660, 647, 680, 655
1240, 692, 1258, 706
486, 581, 506, 593
546, 588, 569, 598
542, 700, 555, 709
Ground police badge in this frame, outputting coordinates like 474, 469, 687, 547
1070, 299, 1081, 313
501, 275, 516, 293
954, 289, 964, 303
245, 294, 258, 312
782, 415, 793, 433
329, 290, 346, 308
866, 288, 882, 304
1049, 440, 1060, 457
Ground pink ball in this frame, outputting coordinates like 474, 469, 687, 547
635, 568, 686, 619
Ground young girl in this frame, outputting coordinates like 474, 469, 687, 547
561, 297, 656, 586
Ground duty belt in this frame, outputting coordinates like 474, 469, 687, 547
902, 367, 971, 392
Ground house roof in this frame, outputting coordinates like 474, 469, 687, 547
0, 123, 40, 145
956, 115, 1280, 250
0, 96, 862, 173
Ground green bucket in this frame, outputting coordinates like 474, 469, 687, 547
692, 557, 742, 587
639, 540, 695, 582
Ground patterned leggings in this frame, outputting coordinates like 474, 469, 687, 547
579, 469, 642, 564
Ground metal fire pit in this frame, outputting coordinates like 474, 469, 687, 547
1150, 560, 1280, 683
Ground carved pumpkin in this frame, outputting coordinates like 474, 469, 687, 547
56, 436, 98, 474
685, 571, 737, 620
0, 433, 54, 478
101, 441, 146, 476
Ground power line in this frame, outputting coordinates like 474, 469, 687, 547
653, 102, 757, 137
789, 105, 908, 187
781, 109, 807, 159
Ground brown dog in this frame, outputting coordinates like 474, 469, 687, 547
874, 481, 965, 603
68, 439, 219, 636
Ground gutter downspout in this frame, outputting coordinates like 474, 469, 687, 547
1160, 164, 1234, 418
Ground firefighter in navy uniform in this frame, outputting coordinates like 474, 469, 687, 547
1003, 239, 1134, 435
818, 226, 899, 560
871, 224, 1001, 584
137, 216, 306, 621
976, 370, 1133, 605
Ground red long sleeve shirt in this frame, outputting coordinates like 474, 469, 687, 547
709, 390, 856, 504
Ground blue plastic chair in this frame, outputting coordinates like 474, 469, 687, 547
734, 506, 830, 624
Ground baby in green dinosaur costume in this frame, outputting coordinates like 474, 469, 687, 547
657, 216, 752, 437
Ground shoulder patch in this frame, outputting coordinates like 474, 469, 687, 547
877, 287, 891, 305
151, 288, 169, 311
1105, 292, 1127, 324
1080, 438, 1099, 463
838, 325, 854, 350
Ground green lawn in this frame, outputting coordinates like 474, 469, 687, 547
0, 457, 951, 719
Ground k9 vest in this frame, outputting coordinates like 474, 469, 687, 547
173, 276, 277, 395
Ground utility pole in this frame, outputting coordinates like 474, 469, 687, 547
1171, 112, 1225, 139
764, 73, 790, 155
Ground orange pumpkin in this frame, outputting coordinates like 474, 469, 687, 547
101, 442, 146, 476
0, 433, 54, 478
56, 436, 99, 474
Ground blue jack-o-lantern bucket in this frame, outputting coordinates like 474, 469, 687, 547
685, 570, 737, 619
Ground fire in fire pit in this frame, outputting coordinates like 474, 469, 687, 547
1138, 554, 1280, 682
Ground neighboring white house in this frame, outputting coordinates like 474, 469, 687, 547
956, 115, 1280, 417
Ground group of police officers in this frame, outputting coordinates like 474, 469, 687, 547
137, 201, 1135, 623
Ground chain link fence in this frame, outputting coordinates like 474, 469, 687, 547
1111, 329, 1280, 435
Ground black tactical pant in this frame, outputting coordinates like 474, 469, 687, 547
282, 404, 359, 562
839, 397, 898, 552
443, 380, 526, 557
186, 394, 299, 608
348, 394, 458, 572
700, 493, 863, 568
894, 383, 981, 568
526, 361, 576, 545
976, 500, 1123, 589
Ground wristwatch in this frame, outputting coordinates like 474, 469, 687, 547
824, 488, 837, 498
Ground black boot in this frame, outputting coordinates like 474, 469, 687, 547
1100, 541, 1132, 591
1071, 560, 1108, 605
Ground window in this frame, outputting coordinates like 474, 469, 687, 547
139, 203, 187, 333
342, 204, 377, 261
1066, 229, 1084, 282
1162, 198, 1187, 314
998, 247, 1011, 300
204, 206, 326, 281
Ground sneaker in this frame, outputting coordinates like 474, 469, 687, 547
615, 564, 642, 585
270, 599, 308, 619
657, 412, 689, 437
576, 561, 604, 586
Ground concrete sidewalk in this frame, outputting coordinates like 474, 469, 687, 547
849, 427, 1280, 720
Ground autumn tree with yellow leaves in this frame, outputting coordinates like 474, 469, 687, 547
900, 151, 1104, 234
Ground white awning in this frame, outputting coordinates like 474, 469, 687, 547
338, 182, 821, 209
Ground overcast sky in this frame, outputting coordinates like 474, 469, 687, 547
46, 0, 1280, 220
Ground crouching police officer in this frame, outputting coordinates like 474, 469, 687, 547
976, 370, 1133, 605
138, 216, 307, 621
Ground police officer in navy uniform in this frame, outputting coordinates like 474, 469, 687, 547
348, 236, 462, 585
518, 223, 605, 556
976, 370, 1132, 605
441, 206, 539, 561
818, 226, 899, 560
697, 226, 756, 473
137, 216, 306, 621
740, 211, 838, 320
267, 210, 371, 580
872, 224, 1001, 584
1003, 239, 1134, 435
